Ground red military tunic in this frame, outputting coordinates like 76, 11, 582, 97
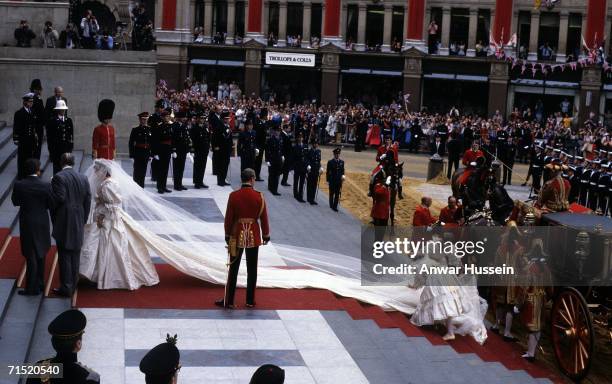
376, 143, 399, 163
412, 205, 437, 226
92, 123, 116, 160
535, 175, 571, 212
439, 205, 461, 226
370, 183, 390, 220
224, 184, 270, 256
462, 149, 484, 166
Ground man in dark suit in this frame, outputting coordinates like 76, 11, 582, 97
211, 109, 233, 186
446, 131, 462, 179
30, 79, 46, 159
50, 153, 91, 297
13, 93, 39, 179
44, 86, 68, 120
11, 158, 52, 295
430, 134, 445, 157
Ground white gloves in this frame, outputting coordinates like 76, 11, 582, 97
513, 306, 520, 315
307, 165, 312, 172
385, 176, 391, 185
172, 152, 178, 159
469, 161, 476, 167
319, 167, 324, 174
281, 156, 285, 162
266, 161, 271, 167
154, 155, 160, 160
187, 153, 194, 163
342, 175, 346, 180
255, 148, 260, 156
380, 153, 387, 160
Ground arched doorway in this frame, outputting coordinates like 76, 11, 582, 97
71, 1, 117, 34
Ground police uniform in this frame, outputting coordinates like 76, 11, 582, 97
152, 109, 174, 193
171, 111, 193, 191
254, 112, 268, 181
139, 335, 181, 384
26, 309, 99, 384
191, 112, 211, 188
280, 128, 293, 186
238, 120, 257, 171
148, 100, 165, 182
266, 127, 283, 195
326, 147, 345, 211
45, 101, 73, 175
292, 136, 308, 202
13, 93, 39, 179
305, 141, 322, 204
128, 112, 152, 188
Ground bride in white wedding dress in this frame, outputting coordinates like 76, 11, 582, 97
78, 159, 487, 343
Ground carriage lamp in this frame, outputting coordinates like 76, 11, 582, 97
574, 231, 590, 282
523, 212, 536, 226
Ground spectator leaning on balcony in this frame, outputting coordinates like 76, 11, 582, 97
15, 20, 36, 47
59, 23, 81, 49
139, 20, 156, 51
41, 21, 59, 48
96, 30, 114, 50
80, 10, 100, 49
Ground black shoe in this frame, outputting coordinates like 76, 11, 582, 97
164, 189, 172, 193
214, 299, 234, 309
174, 187, 182, 191
256, 178, 264, 182
217, 183, 225, 187
309, 201, 318, 205
332, 207, 339, 212
281, 183, 291, 186
202, 184, 209, 189
522, 355, 536, 363
272, 192, 281, 196
194, 184, 202, 189
245, 303, 256, 308
158, 190, 165, 194
521, 182, 527, 186
297, 199, 306, 203
503, 335, 518, 342
52, 288, 70, 297
490, 327, 499, 335
181, 186, 188, 191
18, 290, 40, 296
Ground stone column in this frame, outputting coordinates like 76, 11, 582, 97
579, 65, 602, 123
278, 0, 287, 46
405, 0, 425, 51
204, 0, 213, 42
467, 9, 478, 57
557, 12, 569, 63
262, 0, 269, 38
402, 51, 424, 112
528, 10, 540, 61
302, 1, 311, 47
488, 61, 510, 118
439, 7, 451, 55
155, 0, 164, 30
321, 47, 340, 104
356, 2, 366, 51
340, 3, 347, 46
245, 43, 264, 97
382, 3, 393, 51
247, 0, 264, 42
323, 0, 342, 46
226, 0, 235, 44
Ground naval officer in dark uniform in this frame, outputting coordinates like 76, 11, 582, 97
13, 93, 39, 179
191, 111, 211, 189
26, 309, 100, 384
139, 335, 181, 384
45, 100, 73, 175
292, 133, 308, 202
306, 140, 322, 205
266, 126, 283, 195
238, 118, 258, 171
128, 112, 152, 188
326, 147, 345, 211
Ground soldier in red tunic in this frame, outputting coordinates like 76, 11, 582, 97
92, 99, 116, 160
216, 168, 270, 309
535, 162, 571, 214
370, 172, 390, 242
438, 196, 462, 226
376, 135, 399, 164
412, 197, 437, 227
462, 141, 484, 167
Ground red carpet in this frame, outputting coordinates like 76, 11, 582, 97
0, 237, 23, 279
76, 264, 562, 382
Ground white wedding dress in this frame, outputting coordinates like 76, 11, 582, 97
80, 176, 160, 290
77, 159, 487, 333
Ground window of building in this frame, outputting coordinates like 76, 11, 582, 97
449, 8, 469, 55
365, 5, 384, 50
517, 11, 531, 59
427, 7, 442, 53
235, 1, 245, 38
311, 3, 322, 39
537, 12, 560, 61
212, 0, 228, 35
287, 3, 304, 41
268, 2, 279, 39
566, 13, 582, 58
345, 4, 358, 44
476, 9, 490, 46
391, 6, 404, 49
195, 0, 205, 31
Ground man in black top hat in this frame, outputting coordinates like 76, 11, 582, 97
129, 112, 153, 188
250, 364, 285, 384
191, 111, 210, 189
211, 111, 232, 186
238, 118, 258, 171
30, 79, 46, 159
171, 111, 193, 191
139, 335, 181, 384
13, 93, 39, 179
152, 109, 174, 194
46, 99, 73, 175
306, 140, 322, 204
292, 133, 308, 202
27, 309, 100, 383
266, 126, 283, 195
11, 158, 51, 296
326, 147, 345, 212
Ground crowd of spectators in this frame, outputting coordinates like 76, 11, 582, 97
13, 3, 154, 51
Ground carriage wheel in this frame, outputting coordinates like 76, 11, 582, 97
550, 287, 594, 381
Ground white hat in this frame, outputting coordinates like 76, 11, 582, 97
54, 100, 68, 110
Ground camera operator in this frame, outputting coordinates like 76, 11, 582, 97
80, 10, 100, 49
14, 19, 36, 47
41, 21, 59, 48
59, 23, 81, 49
96, 30, 114, 50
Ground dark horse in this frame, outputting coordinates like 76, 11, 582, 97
369, 150, 404, 226
451, 160, 514, 226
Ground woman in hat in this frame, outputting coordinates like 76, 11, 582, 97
46, 99, 73, 174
